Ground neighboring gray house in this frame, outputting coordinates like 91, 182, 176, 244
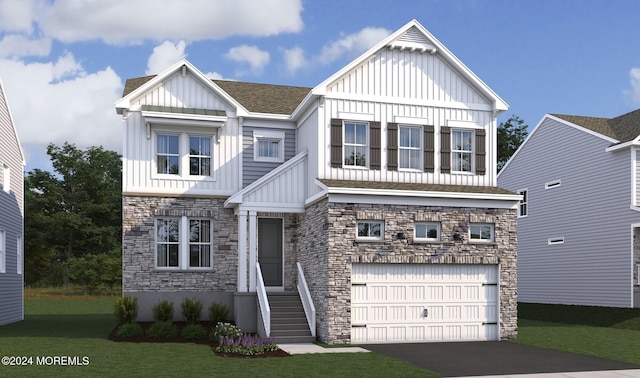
116, 20, 520, 344
498, 111, 640, 308
0, 77, 25, 325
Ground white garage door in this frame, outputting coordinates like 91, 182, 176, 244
351, 263, 499, 344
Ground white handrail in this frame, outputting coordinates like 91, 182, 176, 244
297, 262, 316, 337
256, 262, 270, 336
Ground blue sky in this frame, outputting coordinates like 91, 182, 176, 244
1, 0, 639, 173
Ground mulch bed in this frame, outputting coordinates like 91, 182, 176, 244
108, 322, 290, 358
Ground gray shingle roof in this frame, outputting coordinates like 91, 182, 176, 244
318, 179, 517, 195
122, 75, 311, 116
552, 109, 640, 143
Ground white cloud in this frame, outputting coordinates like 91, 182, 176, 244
0, 0, 40, 33
224, 45, 270, 76
146, 40, 187, 75
205, 72, 225, 80
283, 47, 307, 75
316, 27, 391, 65
0, 54, 123, 155
628, 68, 640, 105
32, 0, 303, 45
0, 34, 51, 58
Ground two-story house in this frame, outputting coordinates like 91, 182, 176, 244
116, 19, 520, 344
498, 111, 640, 308
0, 77, 25, 326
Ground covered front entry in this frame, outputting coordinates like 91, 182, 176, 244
258, 218, 283, 288
351, 263, 499, 344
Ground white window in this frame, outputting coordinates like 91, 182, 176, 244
0, 230, 5, 273
399, 126, 422, 170
470, 223, 494, 242
155, 132, 215, 178
357, 221, 383, 241
545, 180, 561, 189
548, 237, 564, 245
253, 130, 285, 163
518, 189, 528, 217
452, 130, 473, 172
2, 164, 10, 193
157, 134, 180, 175
414, 222, 440, 242
344, 122, 368, 168
189, 136, 211, 176
156, 217, 213, 270
17, 235, 22, 275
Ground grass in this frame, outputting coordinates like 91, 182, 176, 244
0, 290, 437, 377
515, 302, 640, 365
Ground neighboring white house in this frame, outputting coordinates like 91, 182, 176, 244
116, 19, 520, 344
498, 111, 640, 308
0, 77, 25, 325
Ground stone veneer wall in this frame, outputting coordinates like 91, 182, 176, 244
123, 196, 238, 320
298, 199, 518, 344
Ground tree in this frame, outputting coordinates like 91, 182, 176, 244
497, 115, 528, 171
24, 142, 122, 286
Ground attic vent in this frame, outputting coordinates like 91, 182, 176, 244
545, 179, 561, 190
389, 27, 437, 54
397, 27, 428, 44
548, 237, 565, 245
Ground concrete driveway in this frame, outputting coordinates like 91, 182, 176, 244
364, 342, 639, 377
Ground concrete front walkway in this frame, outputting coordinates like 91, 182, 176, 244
457, 371, 640, 378
278, 343, 369, 354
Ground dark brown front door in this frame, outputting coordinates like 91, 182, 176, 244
258, 218, 283, 287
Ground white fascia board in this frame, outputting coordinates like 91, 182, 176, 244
236, 202, 305, 213
124, 187, 235, 197
325, 186, 520, 202
327, 193, 518, 209
324, 92, 493, 112
545, 114, 619, 144
142, 111, 227, 126
0, 78, 26, 165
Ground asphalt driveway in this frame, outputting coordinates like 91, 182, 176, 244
364, 342, 640, 377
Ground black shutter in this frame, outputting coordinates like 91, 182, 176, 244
440, 126, 451, 173
387, 122, 398, 171
475, 129, 486, 175
370, 121, 381, 170
330, 118, 343, 168
424, 125, 434, 173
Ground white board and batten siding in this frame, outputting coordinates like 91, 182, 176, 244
123, 71, 241, 196
318, 43, 498, 187
498, 117, 640, 308
351, 264, 499, 344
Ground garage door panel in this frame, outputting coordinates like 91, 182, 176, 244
351, 264, 499, 344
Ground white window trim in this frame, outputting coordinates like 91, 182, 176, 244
2, 164, 10, 193
0, 230, 5, 273
517, 189, 528, 218
17, 235, 22, 275
398, 125, 423, 171
155, 216, 214, 271
469, 223, 494, 243
451, 129, 474, 174
548, 237, 564, 245
414, 222, 440, 242
343, 121, 369, 169
152, 129, 217, 181
545, 179, 561, 189
253, 130, 285, 163
356, 220, 384, 241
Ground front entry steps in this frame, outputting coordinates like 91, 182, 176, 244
268, 292, 315, 343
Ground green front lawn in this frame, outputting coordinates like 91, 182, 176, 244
515, 303, 640, 365
0, 292, 436, 377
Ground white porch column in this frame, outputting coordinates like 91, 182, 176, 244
249, 211, 257, 292
237, 210, 248, 292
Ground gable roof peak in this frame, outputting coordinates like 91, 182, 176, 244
551, 108, 640, 143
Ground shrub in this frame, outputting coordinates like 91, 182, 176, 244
113, 295, 138, 324
208, 302, 230, 324
216, 334, 278, 355
152, 300, 174, 322
210, 322, 242, 342
116, 322, 143, 338
181, 297, 203, 324
181, 324, 207, 340
147, 321, 178, 339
